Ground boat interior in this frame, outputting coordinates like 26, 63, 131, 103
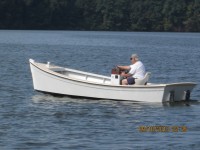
48, 65, 112, 84
47, 64, 151, 85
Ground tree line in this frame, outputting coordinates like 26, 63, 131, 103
0, 0, 199, 32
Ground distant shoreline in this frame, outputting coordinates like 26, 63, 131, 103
0, 0, 199, 32
0, 29, 199, 33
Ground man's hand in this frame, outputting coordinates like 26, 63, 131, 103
117, 65, 121, 69
121, 72, 126, 76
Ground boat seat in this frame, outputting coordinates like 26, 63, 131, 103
134, 72, 151, 85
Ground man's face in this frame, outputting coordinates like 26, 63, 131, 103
130, 57, 135, 64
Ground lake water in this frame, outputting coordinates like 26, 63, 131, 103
0, 30, 200, 149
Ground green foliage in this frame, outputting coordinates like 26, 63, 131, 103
0, 0, 199, 31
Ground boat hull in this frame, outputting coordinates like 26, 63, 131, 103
29, 59, 197, 102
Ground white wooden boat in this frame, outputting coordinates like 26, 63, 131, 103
29, 59, 197, 102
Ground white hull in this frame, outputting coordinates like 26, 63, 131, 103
29, 59, 197, 102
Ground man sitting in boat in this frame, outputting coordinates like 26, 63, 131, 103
117, 54, 146, 85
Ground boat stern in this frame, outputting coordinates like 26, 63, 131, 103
162, 82, 197, 102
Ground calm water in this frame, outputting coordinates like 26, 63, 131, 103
0, 30, 200, 149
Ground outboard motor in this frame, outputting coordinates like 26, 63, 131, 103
111, 67, 121, 85
185, 90, 191, 101
169, 91, 175, 102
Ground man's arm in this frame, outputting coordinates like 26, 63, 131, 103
117, 65, 131, 70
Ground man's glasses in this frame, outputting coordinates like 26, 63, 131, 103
130, 58, 133, 60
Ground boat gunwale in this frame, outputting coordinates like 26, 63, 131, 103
30, 60, 196, 88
